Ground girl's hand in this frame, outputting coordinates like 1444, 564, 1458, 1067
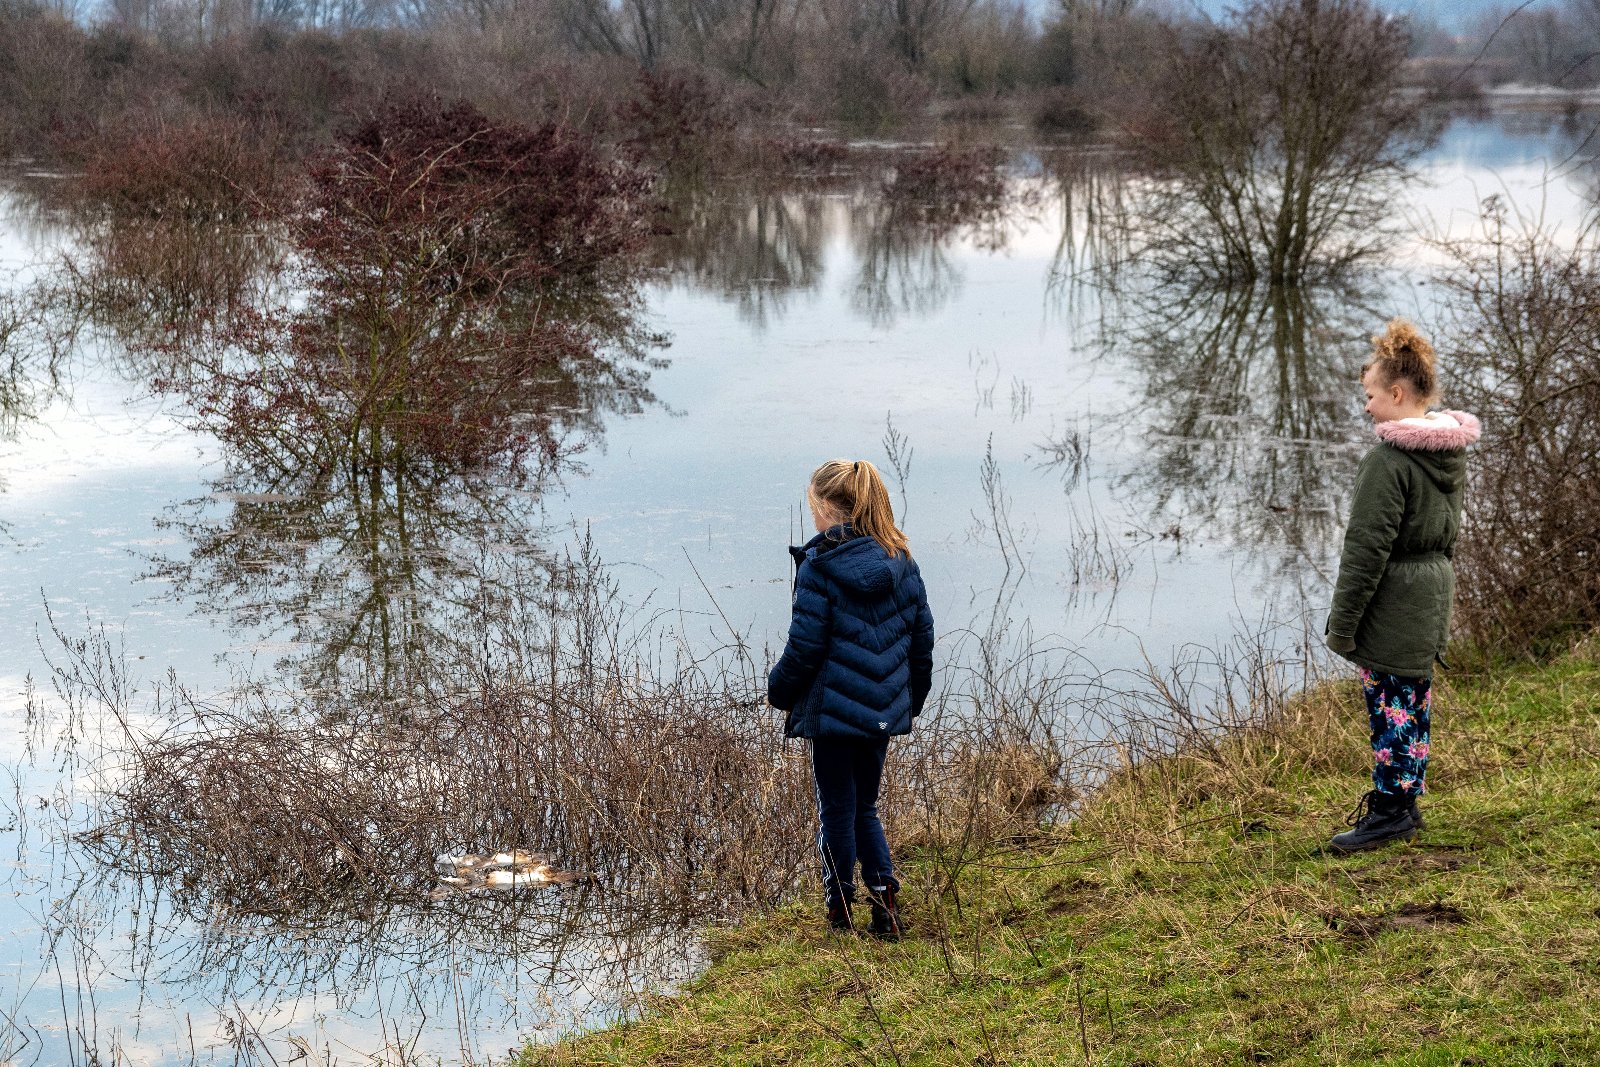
1326, 631, 1357, 654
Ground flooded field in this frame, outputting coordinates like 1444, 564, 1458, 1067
0, 111, 1593, 1063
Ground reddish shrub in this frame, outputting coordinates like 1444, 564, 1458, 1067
882, 143, 1008, 226
615, 66, 738, 175
76, 115, 289, 222
171, 97, 657, 474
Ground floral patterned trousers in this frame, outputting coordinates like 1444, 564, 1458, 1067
1360, 668, 1432, 796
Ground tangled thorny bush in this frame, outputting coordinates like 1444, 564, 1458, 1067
1436, 198, 1600, 656
92, 674, 812, 923
68, 546, 1314, 931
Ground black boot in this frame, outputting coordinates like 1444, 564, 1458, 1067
867, 886, 903, 941
1330, 789, 1419, 853
826, 900, 854, 934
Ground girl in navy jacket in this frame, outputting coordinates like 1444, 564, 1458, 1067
768, 459, 934, 938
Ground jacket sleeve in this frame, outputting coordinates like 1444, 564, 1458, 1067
767, 562, 832, 711
1328, 449, 1406, 640
909, 569, 935, 715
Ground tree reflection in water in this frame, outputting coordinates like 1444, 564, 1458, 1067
1114, 279, 1374, 565
652, 179, 833, 329
851, 150, 1021, 328
849, 199, 965, 327
0, 285, 69, 525
0, 290, 60, 436
154, 449, 552, 700
1042, 146, 1134, 328
1, 109, 720, 1061
7, 168, 284, 356
147, 301, 657, 700
650, 149, 1024, 331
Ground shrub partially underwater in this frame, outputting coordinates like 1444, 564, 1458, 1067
73, 115, 290, 224
150, 97, 661, 476
881, 143, 1008, 229
63, 533, 1315, 948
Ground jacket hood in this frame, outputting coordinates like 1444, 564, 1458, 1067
1373, 410, 1480, 452
1374, 410, 1478, 495
793, 525, 899, 597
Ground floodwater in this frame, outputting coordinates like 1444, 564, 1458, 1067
0, 111, 1593, 1064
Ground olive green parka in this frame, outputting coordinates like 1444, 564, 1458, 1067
1326, 410, 1481, 677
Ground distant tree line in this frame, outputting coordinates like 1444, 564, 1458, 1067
0, 0, 1206, 157
1407, 0, 1600, 90
5, 0, 1599, 165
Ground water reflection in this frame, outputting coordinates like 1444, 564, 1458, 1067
850, 153, 1020, 327
152, 451, 554, 699
0, 287, 69, 515
143, 267, 660, 696
0, 293, 53, 434
1115, 279, 1372, 561
653, 182, 833, 329
652, 151, 1024, 330
9, 794, 700, 1065
1043, 147, 1134, 320
58, 219, 281, 346
848, 198, 965, 326
5, 174, 281, 355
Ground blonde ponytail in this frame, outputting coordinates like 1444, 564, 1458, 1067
1365, 318, 1437, 400
809, 459, 911, 559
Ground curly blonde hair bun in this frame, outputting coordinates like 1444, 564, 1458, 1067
1364, 317, 1436, 400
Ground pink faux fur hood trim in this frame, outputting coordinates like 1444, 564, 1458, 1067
1374, 410, 1481, 451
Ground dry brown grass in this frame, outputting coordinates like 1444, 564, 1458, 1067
51, 535, 1321, 973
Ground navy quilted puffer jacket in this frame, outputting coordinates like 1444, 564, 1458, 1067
767, 524, 935, 740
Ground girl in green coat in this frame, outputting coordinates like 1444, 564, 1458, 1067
1326, 319, 1480, 852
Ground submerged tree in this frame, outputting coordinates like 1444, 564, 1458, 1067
139, 99, 663, 698
170, 97, 660, 477
1133, 0, 1430, 284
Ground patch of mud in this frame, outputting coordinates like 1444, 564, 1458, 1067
1322, 900, 1470, 940
1347, 848, 1475, 891
1387, 848, 1472, 869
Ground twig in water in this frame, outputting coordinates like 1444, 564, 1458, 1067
882, 411, 915, 526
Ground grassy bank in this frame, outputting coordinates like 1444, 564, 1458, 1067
522, 646, 1600, 1066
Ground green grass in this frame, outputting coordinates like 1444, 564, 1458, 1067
520, 646, 1600, 1066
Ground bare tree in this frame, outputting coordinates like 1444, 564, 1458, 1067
881, 0, 980, 68
663, 0, 802, 83
1436, 197, 1600, 654
1135, 0, 1429, 284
